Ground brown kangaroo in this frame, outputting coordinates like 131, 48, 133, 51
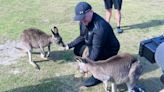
16, 26, 65, 69
75, 53, 143, 92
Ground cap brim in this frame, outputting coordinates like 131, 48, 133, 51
74, 14, 85, 21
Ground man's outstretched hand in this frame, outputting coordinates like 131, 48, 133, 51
63, 44, 69, 51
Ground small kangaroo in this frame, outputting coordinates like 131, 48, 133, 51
75, 53, 143, 92
16, 26, 65, 69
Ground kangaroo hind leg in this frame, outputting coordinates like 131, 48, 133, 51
27, 49, 40, 70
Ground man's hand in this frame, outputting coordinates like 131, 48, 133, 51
61, 44, 69, 51
63, 44, 69, 50
59, 44, 69, 51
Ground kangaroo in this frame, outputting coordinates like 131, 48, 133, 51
75, 53, 143, 92
16, 26, 65, 69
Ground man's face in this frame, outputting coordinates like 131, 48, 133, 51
80, 11, 92, 25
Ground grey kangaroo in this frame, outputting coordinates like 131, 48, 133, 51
75, 53, 143, 92
16, 26, 65, 69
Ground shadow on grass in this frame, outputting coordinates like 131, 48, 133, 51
6, 74, 83, 92
122, 19, 164, 31
132, 54, 159, 74
117, 77, 163, 92
137, 77, 163, 92
48, 50, 74, 61
32, 50, 75, 64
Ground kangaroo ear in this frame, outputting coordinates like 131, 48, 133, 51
51, 29, 55, 36
51, 26, 58, 35
53, 26, 58, 34
74, 56, 88, 63
74, 56, 82, 62
81, 58, 87, 64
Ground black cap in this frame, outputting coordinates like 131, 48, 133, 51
74, 2, 92, 21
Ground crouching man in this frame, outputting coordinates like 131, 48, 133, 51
64, 2, 120, 87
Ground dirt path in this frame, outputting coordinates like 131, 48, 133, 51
0, 40, 26, 65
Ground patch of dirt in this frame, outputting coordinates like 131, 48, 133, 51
0, 40, 26, 65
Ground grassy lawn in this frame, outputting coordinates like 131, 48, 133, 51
0, 0, 164, 92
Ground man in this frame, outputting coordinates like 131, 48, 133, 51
104, 0, 123, 33
65, 2, 120, 87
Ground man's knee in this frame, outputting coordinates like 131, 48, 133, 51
73, 47, 81, 56
106, 9, 112, 13
73, 44, 86, 56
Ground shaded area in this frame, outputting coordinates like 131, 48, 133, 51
122, 19, 164, 31
31, 50, 75, 64
138, 56, 159, 74
137, 55, 162, 92
6, 74, 82, 92
138, 77, 163, 92
131, 54, 159, 74
32, 50, 75, 69
48, 50, 74, 62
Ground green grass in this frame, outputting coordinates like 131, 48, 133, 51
0, 0, 164, 92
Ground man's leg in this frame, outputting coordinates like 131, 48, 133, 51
105, 9, 112, 22
115, 10, 121, 28
104, 0, 113, 22
114, 0, 123, 33
73, 41, 85, 56
115, 10, 123, 33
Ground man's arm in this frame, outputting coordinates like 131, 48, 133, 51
67, 36, 85, 49
67, 23, 86, 49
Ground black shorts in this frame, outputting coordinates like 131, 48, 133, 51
104, 0, 122, 10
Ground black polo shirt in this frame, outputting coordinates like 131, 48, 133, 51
68, 13, 120, 61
